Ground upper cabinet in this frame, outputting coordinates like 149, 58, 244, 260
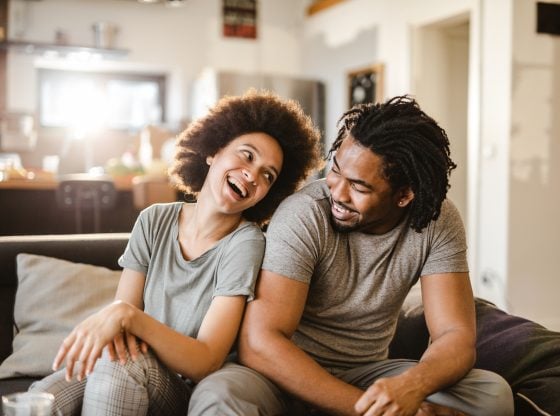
0, 39, 128, 59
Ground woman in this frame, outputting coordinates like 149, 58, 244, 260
30, 90, 322, 415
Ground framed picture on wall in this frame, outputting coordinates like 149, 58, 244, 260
222, 0, 257, 39
347, 64, 384, 108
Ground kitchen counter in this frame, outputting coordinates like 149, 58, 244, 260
0, 175, 138, 236
0, 174, 134, 191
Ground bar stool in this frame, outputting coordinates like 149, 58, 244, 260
56, 174, 116, 233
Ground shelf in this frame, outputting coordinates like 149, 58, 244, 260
0, 40, 128, 59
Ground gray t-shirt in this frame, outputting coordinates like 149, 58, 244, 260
119, 202, 265, 338
263, 180, 468, 372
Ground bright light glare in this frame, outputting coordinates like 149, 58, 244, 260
41, 78, 108, 139
40, 72, 163, 133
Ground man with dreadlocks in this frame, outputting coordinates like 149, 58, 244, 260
188, 96, 513, 416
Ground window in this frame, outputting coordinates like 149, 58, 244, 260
38, 69, 166, 133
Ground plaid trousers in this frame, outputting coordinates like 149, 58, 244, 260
30, 350, 192, 416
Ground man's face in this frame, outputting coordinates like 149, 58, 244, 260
325, 136, 410, 234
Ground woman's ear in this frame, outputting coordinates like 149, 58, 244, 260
396, 187, 414, 208
206, 156, 213, 166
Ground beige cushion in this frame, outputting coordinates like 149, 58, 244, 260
0, 254, 120, 379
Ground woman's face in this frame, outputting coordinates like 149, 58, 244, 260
203, 132, 283, 215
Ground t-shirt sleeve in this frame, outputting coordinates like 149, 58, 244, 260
215, 225, 265, 301
118, 207, 153, 275
262, 193, 324, 284
421, 199, 469, 276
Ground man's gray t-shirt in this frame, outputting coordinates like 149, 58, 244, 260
262, 180, 468, 373
119, 202, 265, 338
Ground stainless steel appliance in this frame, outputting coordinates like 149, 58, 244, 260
191, 68, 325, 135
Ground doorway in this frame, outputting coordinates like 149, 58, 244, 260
411, 14, 470, 230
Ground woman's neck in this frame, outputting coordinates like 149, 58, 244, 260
181, 202, 243, 243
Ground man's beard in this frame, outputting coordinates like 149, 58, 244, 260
329, 214, 359, 233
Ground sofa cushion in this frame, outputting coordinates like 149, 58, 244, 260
389, 290, 560, 416
474, 299, 560, 416
0, 254, 120, 379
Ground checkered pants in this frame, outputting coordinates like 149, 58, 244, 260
30, 350, 192, 416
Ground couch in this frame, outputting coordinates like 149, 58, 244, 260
0, 233, 129, 398
1, 234, 559, 415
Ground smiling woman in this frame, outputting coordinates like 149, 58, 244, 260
171, 89, 324, 225
29, 90, 323, 416
202, 132, 283, 217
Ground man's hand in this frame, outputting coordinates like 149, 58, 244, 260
354, 375, 466, 416
417, 402, 466, 416
354, 374, 425, 416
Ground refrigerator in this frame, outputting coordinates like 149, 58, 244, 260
190, 68, 325, 137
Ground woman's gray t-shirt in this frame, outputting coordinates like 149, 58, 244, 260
119, 202, 265, 338
262, 180, 469, 372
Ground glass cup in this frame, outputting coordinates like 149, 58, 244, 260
1, 392, 54, 416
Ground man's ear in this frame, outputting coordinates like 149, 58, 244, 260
396, 187, 415, 208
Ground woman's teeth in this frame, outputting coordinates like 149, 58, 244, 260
228, 177, 247, 198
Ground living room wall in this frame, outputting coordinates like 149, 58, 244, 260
5, 0, 307, 170
6, 0, 306, 124
508, 0, 560, 328
301, 0, 560, 330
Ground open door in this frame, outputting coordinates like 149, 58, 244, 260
411, 14, 470, 230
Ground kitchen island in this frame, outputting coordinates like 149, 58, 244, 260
0, 175, 139, 236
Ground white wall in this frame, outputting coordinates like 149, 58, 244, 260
301, 25, 379, 150
301, 0, 472, 149
508, 0, 560, 328
410, 20, 469, 230
472, 0, 513, 310
6, 0, 305, 124
301, 0, 560, 329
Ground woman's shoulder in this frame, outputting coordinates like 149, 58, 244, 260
136, 202, 183, 231
141, 201, 183, 217
232, 221, 265, 242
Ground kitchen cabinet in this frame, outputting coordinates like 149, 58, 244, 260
0, 39, 128, 58
0, 178, 138, 235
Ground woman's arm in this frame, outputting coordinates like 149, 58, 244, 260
107, 269, 148, 365
52, 268, 146, 380
129, 294, 247, 382
53, 267, 248, 383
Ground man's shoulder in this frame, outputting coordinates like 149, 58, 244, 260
276, 179, 330, 214
435, 199, 463, 225
269, 179, 330, 226
291, 179, 330, 203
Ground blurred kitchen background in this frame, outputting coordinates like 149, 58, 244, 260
1, 0, 560, 331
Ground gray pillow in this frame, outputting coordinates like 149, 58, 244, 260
0, 254, 120, 379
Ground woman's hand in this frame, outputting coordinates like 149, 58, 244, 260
52, 300, 141, 381
106, 330, 149, 366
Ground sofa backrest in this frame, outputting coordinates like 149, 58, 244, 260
0, 233, 129, 365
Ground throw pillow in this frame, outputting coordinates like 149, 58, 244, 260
0, 254, 120, 379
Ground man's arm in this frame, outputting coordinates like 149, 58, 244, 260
239, 269, 364, 416
355, 272, 476, 415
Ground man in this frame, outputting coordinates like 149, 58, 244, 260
189, 96, 513, 415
